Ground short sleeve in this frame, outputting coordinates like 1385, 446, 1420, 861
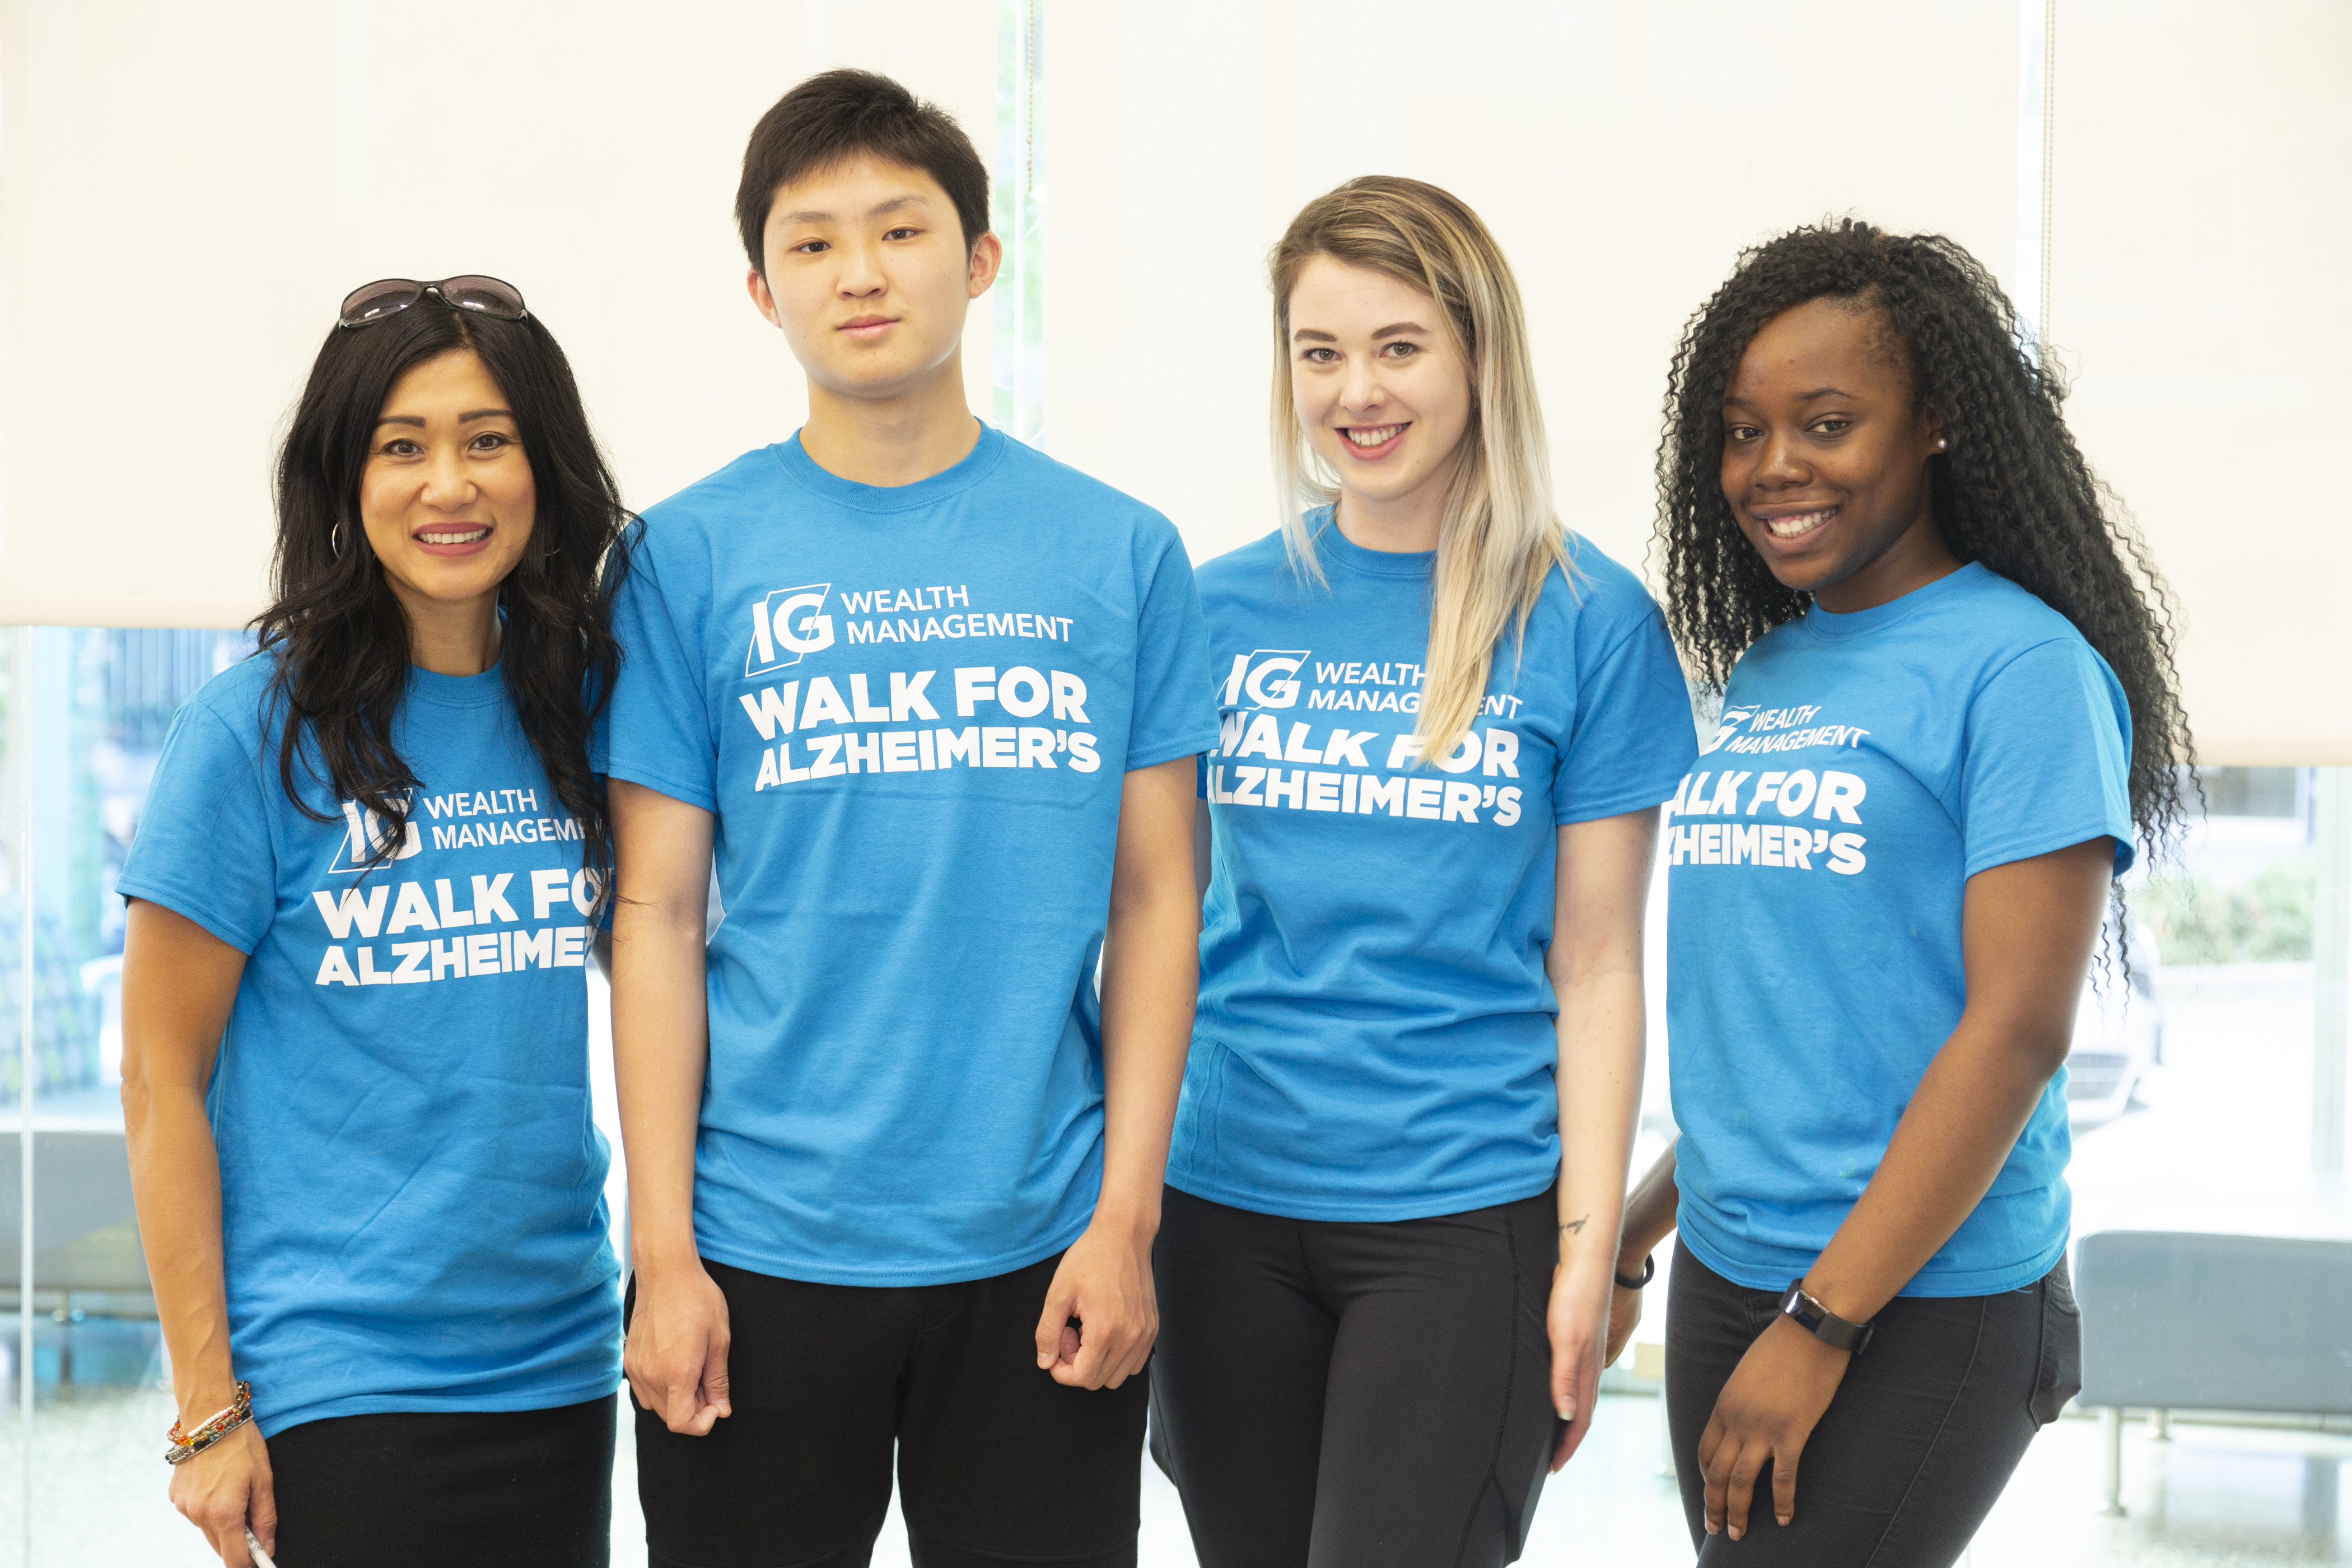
117, 703, 279, 955
1957, 638, 2136, 878
1552, 606, 1699, 825
1124, 531, 1220, 771
595, 536, 720, 812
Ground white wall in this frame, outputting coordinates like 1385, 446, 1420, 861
1046, 0, 2023, 580
2049, 2, 2352, 764
1046, 0, 2351, 764
4, 2, 2345, 762
0, 0, 995, 628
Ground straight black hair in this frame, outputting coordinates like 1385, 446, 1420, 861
256, 299, 632, 881
735, 68, 991, 273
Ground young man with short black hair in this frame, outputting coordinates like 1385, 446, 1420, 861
601, 68, 1211, 1567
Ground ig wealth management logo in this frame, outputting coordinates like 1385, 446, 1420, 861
746, 584, 836, 677
1218, 649, 1310, 710
326, 797, 422, 874
1699, 705, 1759, 757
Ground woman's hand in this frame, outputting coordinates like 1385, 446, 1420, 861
1546, 1250, 1614, 1472
169, 1422, 273, 1566
1603, 1273, 1643, 1368
626, 1255, 734, 1435
1696, 1315, 1851, 1539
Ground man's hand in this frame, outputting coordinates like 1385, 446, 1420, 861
169, 1421, 273, 1567
626, 1257, 734, 1435
1033, 1216, 1158, 1389
1697, 1314, 1852, 1539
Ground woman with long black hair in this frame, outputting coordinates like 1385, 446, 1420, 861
1609, 221, 2192, 1565
119, 277, 632, 1567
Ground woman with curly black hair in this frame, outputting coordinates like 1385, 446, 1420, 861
118, 278, 632, 1567
1604, 220, 2191, 1565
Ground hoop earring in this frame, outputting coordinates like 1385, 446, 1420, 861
330, 522, 345, 558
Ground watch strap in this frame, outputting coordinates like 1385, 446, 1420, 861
1779, 1281, 1874, 1355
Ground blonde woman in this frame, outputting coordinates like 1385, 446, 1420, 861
1150, 177, 1696, 1566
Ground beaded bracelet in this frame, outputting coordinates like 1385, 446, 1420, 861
165, 1381, 253, 1466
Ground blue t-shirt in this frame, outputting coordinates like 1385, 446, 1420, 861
1666, 562, 2135, 1297
596, 423, 1216, 1287
1172, 519, 1697, 1221
117, 654, 620, 1439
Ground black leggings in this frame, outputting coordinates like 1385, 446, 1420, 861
1664, 1238, 2080, 1566
631, 1254, 1149, 1568
1150, 1185, 1564, 1568
268, 1394, 615, 1567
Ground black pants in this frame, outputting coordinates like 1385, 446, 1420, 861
1664, 1238, 2081, 1566
631, 1252, 1149, 1567
1149, 1185, 1564, 1568
268, 1394, 615, 1566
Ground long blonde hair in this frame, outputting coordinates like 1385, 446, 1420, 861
1270, 176, 1572, 768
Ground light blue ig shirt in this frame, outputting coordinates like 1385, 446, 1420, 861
1174, 518, 1697, 1222
118, 654, 619, 1439
595, 424, 1216, 1287
1666, 562, 2135, 1298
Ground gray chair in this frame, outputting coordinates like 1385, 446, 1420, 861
2075, 1177, 2352, 1513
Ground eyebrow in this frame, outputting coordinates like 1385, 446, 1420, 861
774, 194, 931, 226
1721, 386, 1859, 409
1291, 320, 1434, 344
374, 408, 512, 428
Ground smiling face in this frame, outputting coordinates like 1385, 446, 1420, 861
358, 347, 534, 631
1720, 297, 1955, 613
748, 151, 1001, 404
1287, 255, 1473, 544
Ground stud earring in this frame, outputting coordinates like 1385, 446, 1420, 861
1935, 439, 1948, 450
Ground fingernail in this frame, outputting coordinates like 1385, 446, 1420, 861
1777, 1515, 1791, 1527
1706, 1523, 1719, 1536
1730, 1528, 1743, 1541
1557, 1402, 1574, 1421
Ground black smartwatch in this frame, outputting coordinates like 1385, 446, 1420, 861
1778, 1281, 1874, 1355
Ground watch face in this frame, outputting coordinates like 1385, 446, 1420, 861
1782, 1283, 1868, 1353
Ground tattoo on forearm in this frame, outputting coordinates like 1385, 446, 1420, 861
1561, 1215, 1589, 1236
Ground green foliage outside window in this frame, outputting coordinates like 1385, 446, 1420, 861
2140, 855, 2316, 965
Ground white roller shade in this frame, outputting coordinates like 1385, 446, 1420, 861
1046, 1, 2026, 585
2048, 2, 2352, 765
0, 1, 996, 628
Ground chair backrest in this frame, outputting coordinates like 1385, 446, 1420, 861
2076, 1229, 2352, 1414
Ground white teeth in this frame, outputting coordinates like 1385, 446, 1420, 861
420, 529, 488, 545
1345, 424, 1404, 447
1766, 510, 1832, 539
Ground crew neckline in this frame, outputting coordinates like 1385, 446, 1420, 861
407, 662, 507, 708
1801, 561, 1987, 641
1308, 507, 1435, 580
772, 421, 1010, 513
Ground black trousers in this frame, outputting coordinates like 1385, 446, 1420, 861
268, 1394, 615, 1567
1149, 1185, 1564, 1568
1664, 1238, 2081, 1566
631, 1252, 1149, 1568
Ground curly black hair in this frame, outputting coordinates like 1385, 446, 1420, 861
1652, 218, 2192, 857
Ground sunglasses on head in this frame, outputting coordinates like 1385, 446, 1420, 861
337, 274, 529, 330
